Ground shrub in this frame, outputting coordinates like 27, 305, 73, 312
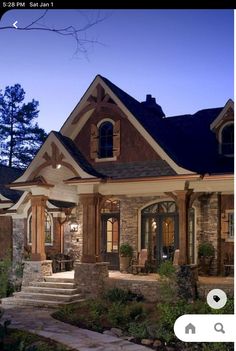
119, 243, 133, 257
198, 242, 215, 257
128, 321, 149, 339
104, 288, 144, 303
157, 260, 176, 277
0, 257, 11, 298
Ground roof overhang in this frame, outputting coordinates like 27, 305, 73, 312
210, 99, 234, 130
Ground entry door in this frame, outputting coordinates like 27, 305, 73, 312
156, 214, 179, 265
101, 214, 120, 270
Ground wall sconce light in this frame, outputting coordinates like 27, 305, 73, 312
56, 163, 62, 169
70, 219, 79, 232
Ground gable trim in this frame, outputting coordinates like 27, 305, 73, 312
60, 76, 194, 175
210, 99, 234, 130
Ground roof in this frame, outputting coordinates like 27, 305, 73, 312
52, 131, 106, 178
0, 164, 24, 202
94, 160, 176, 179
99, 75, 233, 174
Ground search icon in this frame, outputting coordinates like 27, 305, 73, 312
214, 323, 225, 334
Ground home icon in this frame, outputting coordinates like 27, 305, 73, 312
185, 323, 196, 334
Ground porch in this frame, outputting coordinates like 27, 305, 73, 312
50, 269, 234, 301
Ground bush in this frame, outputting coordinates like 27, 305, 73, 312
0, 257, 11, 298
157, 260, 176, 277
119, 243, 133, 257
128, 321, 149, 339
198, 242, 215, 257
104, 288, 144, 303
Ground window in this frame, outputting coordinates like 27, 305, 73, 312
90, 119, 120, 160
28, 211, 53, 245
106, 217, 119, 252
228, 212, 234, 239
98, 121, 113, 158
221, 123, 234, 155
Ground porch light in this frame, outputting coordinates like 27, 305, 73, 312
70, 219, 79, 232
56, 163, 62, 169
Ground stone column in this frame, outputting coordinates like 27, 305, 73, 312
31, 195, 48, 261
80, 193, 101, 263
176, 190, 190, 265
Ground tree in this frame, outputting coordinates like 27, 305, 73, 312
0, 84, 47, 168
0, 10, 107, 57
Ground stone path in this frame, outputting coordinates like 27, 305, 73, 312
2, 307, 150, 351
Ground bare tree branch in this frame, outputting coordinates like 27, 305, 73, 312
0, 10, 107, 56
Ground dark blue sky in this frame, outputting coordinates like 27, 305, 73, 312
0, 9, 233, 132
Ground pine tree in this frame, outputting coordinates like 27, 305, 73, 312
0, 84, 47, 168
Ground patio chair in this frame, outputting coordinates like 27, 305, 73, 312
52, 253, 74, 273
131, 249, 148, 274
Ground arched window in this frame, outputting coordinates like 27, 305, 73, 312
221, 123, 234, 155
98, 122, 113, 158
28, 211, 53, 245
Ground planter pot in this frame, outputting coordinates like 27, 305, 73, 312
198, 256, 214, 276
120, 256, 131, 273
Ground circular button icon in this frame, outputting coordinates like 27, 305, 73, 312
207, 289, 227, 309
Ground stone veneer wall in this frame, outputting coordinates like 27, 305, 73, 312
64, 204, 83, 261
105, 277, 161, 302
12, 218, 26, 278
194, 193, 219, 275
119, 195, 163, 255
74, 262, 109, 297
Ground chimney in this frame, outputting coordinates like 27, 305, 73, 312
141, 94, 165, 118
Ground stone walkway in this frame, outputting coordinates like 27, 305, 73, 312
1, 307, 150, 351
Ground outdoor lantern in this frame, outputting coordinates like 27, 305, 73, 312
69, 219, 79, 232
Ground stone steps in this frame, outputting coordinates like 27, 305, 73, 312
1, 275, 83, 309
23, 286, 79, 295
1, 297, 83, 309
13, 292, 82, 302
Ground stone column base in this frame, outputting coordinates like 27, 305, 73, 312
22, 260, 52, 287
74, 262, 109, 298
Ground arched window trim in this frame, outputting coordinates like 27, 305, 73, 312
97, 118, 115, 128
97, 120, 115, 160
219, 121, 234, 156
27, 211, 54, 246
137, 198, 175, 252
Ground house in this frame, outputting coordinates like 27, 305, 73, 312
185, 323, 196, 334
0, 75, 234, 285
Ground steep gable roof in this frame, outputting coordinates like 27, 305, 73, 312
99, 76, 233, 174
52, 132, 105, 179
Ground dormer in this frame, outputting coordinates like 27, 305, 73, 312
210, 99, 234, 157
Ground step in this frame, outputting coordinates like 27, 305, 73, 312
13, 292, 82, 302
1, 297, 84, 309
30, 281, 76, 289
22, 286, 80, 295
44, 277, 74, 283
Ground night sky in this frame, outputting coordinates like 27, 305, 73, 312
0, 9, 233, 133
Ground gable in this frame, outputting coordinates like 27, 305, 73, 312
210, 99, 234, 132
13, 132, 101, 185
60, 75, 193, 175
74, 105, 162, 164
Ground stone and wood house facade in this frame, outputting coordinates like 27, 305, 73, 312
0, 75, 234, 286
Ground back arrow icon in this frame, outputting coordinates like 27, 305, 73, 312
13, 21, 18, 29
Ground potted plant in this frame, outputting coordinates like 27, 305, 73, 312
119, 243, 133, 273
198, 241, 215, 276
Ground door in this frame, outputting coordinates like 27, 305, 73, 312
156, 214, 179, 265
101, 214, 120, 270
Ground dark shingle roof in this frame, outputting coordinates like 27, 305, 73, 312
0, 164, 24, 202
49, 199, 76, 208
94, 160, 176, 179
100, 75, 233, 174
52, 131, 106, 178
